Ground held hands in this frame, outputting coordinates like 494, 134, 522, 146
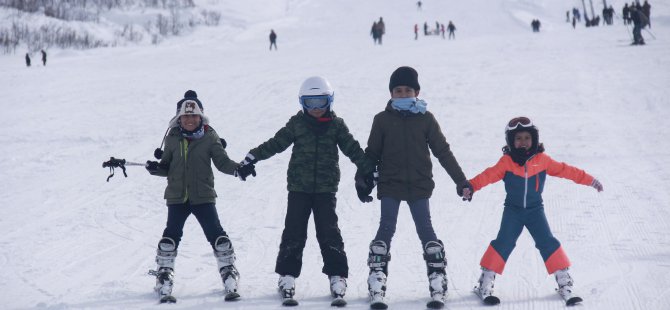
457, 180, 474, 202
235, 153, 257, 181
355, 169, 377, 203
591, 178, 604, 192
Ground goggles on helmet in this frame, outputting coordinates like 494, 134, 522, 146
505, 117, 533, 131
300, 95, 333, 110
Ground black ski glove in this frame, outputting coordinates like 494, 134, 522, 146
235, 163, 256, 181
456, 180, 474, 201
355, 170, 376, 203
146, 160, 159, 173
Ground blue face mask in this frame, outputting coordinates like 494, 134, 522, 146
391, 97, 427, 114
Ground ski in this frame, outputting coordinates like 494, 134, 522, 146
557, 287, 583, 306
426, 299, 444, 309
159, 295, 177, 304
224, 291, 241, 301
473, 287, 501, 305
331, 296, 347, 307
370, 295, 388, 309
281, 297, 299, 306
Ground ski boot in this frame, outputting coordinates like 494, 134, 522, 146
329, 275, 347, 307
474, 267, 499, 305
367, 240, 390, 309
149, 237, 177, 303
423, 240, 448, 309
278, 275, 298, 306
214, 235, 241, 301
555, 268, 583, 306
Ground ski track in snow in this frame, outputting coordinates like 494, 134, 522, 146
2, 0, 670, 309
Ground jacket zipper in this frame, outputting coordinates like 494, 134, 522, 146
313, 136, 319, 193
182, 139, 189, 203
523, 163, 528, 208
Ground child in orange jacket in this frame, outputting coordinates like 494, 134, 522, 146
463, 116, 603, 305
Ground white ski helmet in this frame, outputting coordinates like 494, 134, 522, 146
298, 76, 334, 110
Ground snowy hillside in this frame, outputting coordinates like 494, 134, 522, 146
1, 0, 669, 309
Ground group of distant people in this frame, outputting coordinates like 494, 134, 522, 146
414, 21, 455, 40
24, 49, 47, 67
530, 19, 541, 32
564, 1, 651, 45
370, 17, 386, 45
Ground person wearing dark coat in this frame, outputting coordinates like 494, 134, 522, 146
623, 3, 630, 25
642, 1, 651, 28
630, 6, 648, 45
25, 53, 31, 67
447, 21, 456, 39
269, 29, 277, 50
41, 49, 47, 66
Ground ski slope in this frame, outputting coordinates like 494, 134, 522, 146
1, 0, 670, 309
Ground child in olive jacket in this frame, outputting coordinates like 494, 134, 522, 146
146, 90, 244, 302
359, 66, 472, 306
236, 77, 374, 303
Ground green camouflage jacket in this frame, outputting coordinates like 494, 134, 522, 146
249, 111, 373, 193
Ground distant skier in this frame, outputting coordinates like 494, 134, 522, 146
423, 22, 429, 35
376, 17, 386, 44
414, 23, 419, 40
145, 90, 245, 303
417, 0, 422, 10
441, 24, 445, 39
25, 53, 30, 67
447, 21, 456, 39
236, 76, 374, 307
622, 3, 630, 25
464, 117, 603, 306
269, 29, 277, 50
630, 6, 648, 45
531, 19, 541, 32
357, 66, 472, 309
41, 49, 47, 66
642, 0, 651, 28
370, 21, 379, 45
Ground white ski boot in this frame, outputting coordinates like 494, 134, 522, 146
149, 237, 177, 303
423, 240, 448, 309
474, 267, 499, 305
329, 276, 347, 307
214, 236, 240, 301
278, 275, 298, 306
367, 240, 390, 309
555, 268, 583, 306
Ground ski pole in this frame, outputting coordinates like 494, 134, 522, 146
644, 27, 656, 39
102, 157, 147, 182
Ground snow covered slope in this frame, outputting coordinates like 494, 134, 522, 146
1, 0, 669, 309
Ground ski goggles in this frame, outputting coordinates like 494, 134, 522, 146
300, 95, 333, 110
505, 117, 534, 131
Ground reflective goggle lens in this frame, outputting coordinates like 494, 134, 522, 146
301, 96, 331, 110
506, 117, 533, 130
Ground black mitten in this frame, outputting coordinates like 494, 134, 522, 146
355, 171, 375, 203
146, 160, 159, 173
456, 180, 474, 201
235, 163, 257, 181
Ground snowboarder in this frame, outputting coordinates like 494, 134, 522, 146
41, 49, 47, 66
356, 66, 472, 309
25, 53, 30, 67
447, 21, 456, 39
462, 116, 603, 306
145, 90, 247, 303
269, 29, 277, 50
235, 76, 374, 307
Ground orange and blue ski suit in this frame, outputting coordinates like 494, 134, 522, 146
469, 152, 594, 275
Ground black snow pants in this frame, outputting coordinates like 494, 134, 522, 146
275, 191, 348, 278
162, 202, 228, 250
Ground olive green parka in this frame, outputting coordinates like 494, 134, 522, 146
150, 126, 239, 205
365, 102, 466, 200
